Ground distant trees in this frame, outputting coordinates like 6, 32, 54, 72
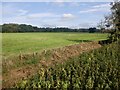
1, 23, 101, 33
2, 24, 19, 33
2, 23, 37, 33
0, 25, 2, 32
88, 27, 97, 33
18, 24, 34, 32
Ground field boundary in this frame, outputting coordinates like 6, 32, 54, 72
3, 41, 102, 88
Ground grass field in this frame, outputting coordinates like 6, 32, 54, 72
2, 33, 108, 56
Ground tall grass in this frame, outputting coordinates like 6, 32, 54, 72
16, 41, 119, 89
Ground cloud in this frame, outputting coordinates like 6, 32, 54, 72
18, 9, 28, 15
93, 3, 111, 8
2, 2, 111, 28
27, 13, 59, 19
54, 0, 67, 2
79, 9, 98, 13
79, 23, 90, 27
78, 22, 94, 28
42, 24, 56, 28
63, 13, 74, 18
3, 15, 28, 24
79, 3, 111, 13
3, 4, 28, 17
0, 3, 2, 14
51, 1, 65, 7
3, 4, 16, 15
3, 11, 61, 27
61, 13, 75, 21
1, 0, 113, 2
51, 2, 80, 8
69, 2, 80, 7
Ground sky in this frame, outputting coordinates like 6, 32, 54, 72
1, 1, 112, 28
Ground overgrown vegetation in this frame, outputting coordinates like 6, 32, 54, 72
103, 1, 120, 42
2, 1, 120, 89
97, 1, 120, 43
15, 40, 119, 89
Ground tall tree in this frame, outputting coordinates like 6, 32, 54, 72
109, 1, 120, 41
97, 20, 106, 33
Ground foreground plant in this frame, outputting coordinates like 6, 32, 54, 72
16, 41, 119, 89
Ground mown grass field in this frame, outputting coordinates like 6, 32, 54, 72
2, 33, 108, 56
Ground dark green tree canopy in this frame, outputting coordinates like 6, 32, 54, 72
1, 23, 100, 33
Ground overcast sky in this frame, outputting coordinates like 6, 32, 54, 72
1, 1, 112, 28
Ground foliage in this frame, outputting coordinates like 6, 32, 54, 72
2, 24, 19, 33
15, 41, 120, 89
89, 27, 97, 33
105, 1, 120, 42
1, 23, 100, 33
109, 1, 120, 41
0, 25, 2, 32
97, 20, 106, 32
97, 1, 120, 41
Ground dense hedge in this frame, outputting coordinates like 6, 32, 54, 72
16, 41, 119, 89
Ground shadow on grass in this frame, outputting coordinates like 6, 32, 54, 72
67, 39, 92, 43
98, 39, 112, 46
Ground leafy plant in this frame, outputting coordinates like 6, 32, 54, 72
15, 41, 119, 89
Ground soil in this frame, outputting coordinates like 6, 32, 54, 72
2, 41, 102, 88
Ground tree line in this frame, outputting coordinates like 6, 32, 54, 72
1, 23, 100, 33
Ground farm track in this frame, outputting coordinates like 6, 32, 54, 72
2, 41, 102, 88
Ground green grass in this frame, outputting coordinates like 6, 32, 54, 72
2, 32, 108, 56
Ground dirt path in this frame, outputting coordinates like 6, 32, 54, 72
2, 41, 102, 88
